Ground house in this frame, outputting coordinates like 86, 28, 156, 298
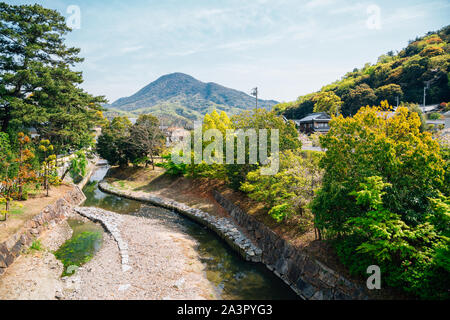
166, 127, 190, 146
419, 104, 440, 114
294, 112, 331, 134
27, 127, 40, 139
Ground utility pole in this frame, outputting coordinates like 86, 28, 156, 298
423, 86, 427, 107
396, 96, 399, 109
251, 87, 258, 112
423, 76, 437, 107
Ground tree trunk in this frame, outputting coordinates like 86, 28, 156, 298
45, 166, 49, 197
4, 200, 10, 221
1, 108, 10, 133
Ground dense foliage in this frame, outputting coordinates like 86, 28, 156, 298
0, 3, 106, 154
97, 115, 165, 167
312, 105, 449, 299
0, 131, 61, 219
160, 109, 315, 225
69, 151, 88, 183
277, 26, 450, 119
241, 150, 322, 226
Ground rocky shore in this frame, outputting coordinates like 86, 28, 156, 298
63, 210, 217, 300
0, 177, 218, 300
98, 181, 263, 262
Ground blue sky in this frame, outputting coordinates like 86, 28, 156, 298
7, 0, 450, 103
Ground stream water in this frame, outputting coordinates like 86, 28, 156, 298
54, 219, 103, 276
80, 165, 299, 300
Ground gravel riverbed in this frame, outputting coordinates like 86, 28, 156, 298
0, 208, 217, 300
66, 211, 217, 300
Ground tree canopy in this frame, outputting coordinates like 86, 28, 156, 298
0, 3, 106, 153
311, 104, 449, 299
277, 26, 450, 119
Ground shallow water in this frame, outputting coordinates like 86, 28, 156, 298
82, 165, 299, 300
54, 219, 103, 276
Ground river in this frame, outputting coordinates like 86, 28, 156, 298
81, 165, 298, 300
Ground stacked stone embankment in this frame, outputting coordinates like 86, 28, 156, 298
74, 207, 131, 272
0, 187, 85, 276
98, 181, 262, 262
213, 191, 368, 300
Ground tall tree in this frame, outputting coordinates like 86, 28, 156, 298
96, 116, 132, 167
126, 114, 165, 169
312, 91, 343, 115
0, 3, 106, 152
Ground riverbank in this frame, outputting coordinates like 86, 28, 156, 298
98, 181, 263, 262
98, 178, 365, 299
0, 220, 71, 299
0, 163, 220, 300
102, 166, 407, 300
64, 208, 218, 300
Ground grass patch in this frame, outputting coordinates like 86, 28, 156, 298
9, 203, 24, 216
29, 239, 43, 251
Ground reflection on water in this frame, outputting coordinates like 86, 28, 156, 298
82, 164, 299, 300
82, 165, 142, 214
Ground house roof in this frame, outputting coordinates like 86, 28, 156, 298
419, 104, 439, 113
296, 112, 331, 123
426, 120, 445, 125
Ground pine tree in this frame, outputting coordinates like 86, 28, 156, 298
0, 3, 106, 153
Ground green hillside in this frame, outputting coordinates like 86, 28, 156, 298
105, 73, 278, 126
277, 25, 450, 119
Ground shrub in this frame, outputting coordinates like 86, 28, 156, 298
336, 177, 449, 300
428, 112, 442, 120
69, 151, 88, 183
30, 240, 43, 251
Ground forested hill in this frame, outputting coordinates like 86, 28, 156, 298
277, 25, 450, 119
105, 73, 278, 126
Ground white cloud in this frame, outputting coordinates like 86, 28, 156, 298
305, 0, 335, 9
121, 46, 144, 54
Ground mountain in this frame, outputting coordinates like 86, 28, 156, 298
105, 73, 278, 126
277, 25, 450, 120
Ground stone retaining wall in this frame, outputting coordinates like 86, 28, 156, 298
213, 191, 368, 300
98, 181, 262, 262
74, 206, 131, 272
0, 186, 86, 276
75, 157, 99, 189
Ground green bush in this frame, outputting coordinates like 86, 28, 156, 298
336, 176, 449, 300
156, 154, 187, 176
69, 151, 88, 183
428, 112, 442, 120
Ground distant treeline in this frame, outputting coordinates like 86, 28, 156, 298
276, 25, 450, 119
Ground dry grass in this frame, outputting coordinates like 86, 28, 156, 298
0, 184, 74, 242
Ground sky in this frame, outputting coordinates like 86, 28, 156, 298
6, 0, 450, 103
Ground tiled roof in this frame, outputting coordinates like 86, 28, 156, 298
296, 112, 331, 122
